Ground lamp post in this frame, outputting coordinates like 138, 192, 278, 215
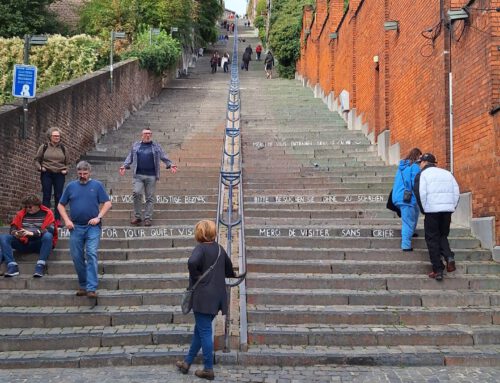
109, 31, 126, 93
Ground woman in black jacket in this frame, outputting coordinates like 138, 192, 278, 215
176, 220, 236, 380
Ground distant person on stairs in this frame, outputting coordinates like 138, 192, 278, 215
414, 153, 460, 282
210, 52, 219, 74
391, 147, 422, 252
264, 51, 275, 79
255, 44, 262, 60
119, 128, 177, 227
242, 50, 251, 71
58, 161, 112, 297
0, 194, 57, 278
176, 220, 237, 381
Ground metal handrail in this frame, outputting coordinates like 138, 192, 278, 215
214, 21, 247, 353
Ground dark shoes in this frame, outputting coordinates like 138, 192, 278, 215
4, 264, 19, 277
76, 289, 87, 296
195, 369, 215, 380
446, 257, 456, 273
130, 218, 142, 225
33, 263, 46, 278
87, 291, 97, 298
402, 248, 413, 252
144, 219, 152, 227
428, 271, 444, 281
175, 360, 190, 374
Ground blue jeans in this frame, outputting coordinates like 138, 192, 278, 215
0, 233, 53, 265
41, 171, 65, 220
133, 174, 157, 220
69, 225, 101, 291
185, 312, 216, 370
400, 204, 419, 250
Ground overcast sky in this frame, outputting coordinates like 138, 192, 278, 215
224, 0, 248, 16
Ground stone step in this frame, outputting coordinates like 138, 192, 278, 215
244, 209, 396, 219
0, 305, 190, 328
0, 345, 238, 369
244, 226, 471, 238
245, 273, 500, 291
246, 288, 499, 307
0, 288, 185, 307
239, 345, 500, 367
0, 323, 194, 352
243, 177, 395, 185
245, 247, 493, 262
247, 324, 500, 347
246, 305, 498, 326
55, 236, 196, 248
245, 236, 481, 249
104, 209, 216, 219
0, 274, 189, 291
245, 259, 499, 275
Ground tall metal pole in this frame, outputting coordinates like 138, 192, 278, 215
22, 35, 30, 139
109, 31, 114, 93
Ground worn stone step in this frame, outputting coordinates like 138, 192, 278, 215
245, 236, 481, 249
55, 237, 197, 249
246, 259, 499, 275
0, 288, 186, 307
246, 273, 500, 291
246, 247, 493, 262
105, 209, 216, 219
14, 259, 188, 276
244, 209, 396, 219
244, 226, 471, 238
246, 305, 498, 326
0, 305, 190, 328
239, 345, 500, 367
246, 288, 499, 307
247, 324, 500, 347
0, 344, 238, 369
0, 274, 188, 291
0, 323, 194, 352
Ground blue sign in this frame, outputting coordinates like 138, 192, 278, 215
12, 64, 37, 98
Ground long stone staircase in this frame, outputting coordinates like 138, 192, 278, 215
237, 41, 500, 366
0, 23, 498, 370
0, 47, 234, 368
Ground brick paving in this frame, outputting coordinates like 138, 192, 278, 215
0, 365, 499, 382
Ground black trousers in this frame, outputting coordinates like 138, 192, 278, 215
424, 212, 453, 272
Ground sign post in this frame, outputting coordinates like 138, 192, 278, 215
12, 35, 46, 138
109, 31, 126, 93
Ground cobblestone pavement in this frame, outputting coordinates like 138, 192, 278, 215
1, 365, 499, 382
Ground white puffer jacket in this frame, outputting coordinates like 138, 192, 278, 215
415, 166, 460, 213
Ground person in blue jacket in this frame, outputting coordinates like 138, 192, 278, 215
391, 148, 422, 251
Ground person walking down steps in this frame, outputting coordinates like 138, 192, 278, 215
264, 51, 275, 79
119, 128, 177, 227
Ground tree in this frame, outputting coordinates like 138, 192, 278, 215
0, 0, 63, 38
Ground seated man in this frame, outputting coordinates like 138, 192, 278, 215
0, 194, 57, 277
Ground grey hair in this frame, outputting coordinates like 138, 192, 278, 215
47, 127, 61, 138
76, 161, 91, 171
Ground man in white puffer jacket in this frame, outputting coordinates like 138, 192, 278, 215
414, 153, 460, 281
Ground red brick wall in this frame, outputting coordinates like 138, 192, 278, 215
0, 59, 163, 223
298, 0, 500, 245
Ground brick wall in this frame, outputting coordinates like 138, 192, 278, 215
0, 59, 163, 224
297, 0, 500, 245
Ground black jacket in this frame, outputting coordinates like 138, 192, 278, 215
188, 242, 236, 315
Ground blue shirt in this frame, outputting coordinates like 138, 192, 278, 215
59, 179, 110, 225
136, 142, 156, 176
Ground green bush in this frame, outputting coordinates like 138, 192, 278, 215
122, 28, 181, 75
268, 0, 313, 79
0, 34, 106, 105
254, 16, 265, 30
